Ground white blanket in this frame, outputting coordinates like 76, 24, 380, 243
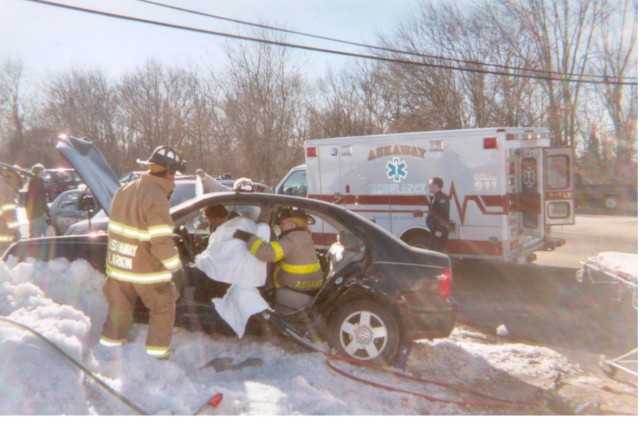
195, 216, 271, 337
594, 252, 638, 281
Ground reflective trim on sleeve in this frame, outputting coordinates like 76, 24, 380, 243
6, 220, 19, 229
162, 254, 181, 271
106, 266, 172, 284
249, 239, 264, 256
148, 224, 175, 239
281, 261, 321, 274
270, 242, 284, 261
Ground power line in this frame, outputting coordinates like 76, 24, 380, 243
137, 0, 637, 83
24, 0, 638, 86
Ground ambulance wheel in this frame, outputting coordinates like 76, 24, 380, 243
405, 234, 429, 249
329, 300, 399, 364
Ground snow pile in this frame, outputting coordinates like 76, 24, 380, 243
0, 256, 584, 415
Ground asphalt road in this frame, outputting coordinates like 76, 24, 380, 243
452, 213, 638, 362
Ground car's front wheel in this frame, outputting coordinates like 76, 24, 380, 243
329, 300, 399, 363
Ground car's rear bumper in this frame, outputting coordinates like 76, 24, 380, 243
402, 302, 458, 341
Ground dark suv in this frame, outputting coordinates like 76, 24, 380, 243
43, 168, 83, 202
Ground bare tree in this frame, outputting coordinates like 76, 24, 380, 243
0, 59, 27, 163
37, 68, 119, 166
492, 0, 605, 148
307, 66, 387, 139
572, 0, 638, 184
116, 61, 198, 173
590, 0, 637, 181
217, 33, 308, 184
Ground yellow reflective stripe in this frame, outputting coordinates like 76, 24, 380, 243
147, 346, 170, 359
108, 220, 174, 241
281, 261, 321, 274
148, 224, 174, 238
162, 254, 181, 271
271, 242, 284, 261
250, 239, 263, 256
108, 220, 151, 241
106, 266, 172, 284
1, 204, 17, 213
7, 220, 19, 229
0, 235, 16, 242
99, 336, 124, 347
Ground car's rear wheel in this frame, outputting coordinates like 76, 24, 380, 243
329, 300, 399, 363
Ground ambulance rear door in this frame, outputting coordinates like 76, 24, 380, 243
543, 147, 575, 225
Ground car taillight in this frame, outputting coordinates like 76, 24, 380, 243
439, 267, 452, 296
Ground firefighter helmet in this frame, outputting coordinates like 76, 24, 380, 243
137, 146, 186, 173
274, 206, 313, 225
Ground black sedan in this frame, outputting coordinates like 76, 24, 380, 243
3, 191, 457, 363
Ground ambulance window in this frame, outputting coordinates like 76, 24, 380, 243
546, 155, 570, 190
279, 170, 307, 197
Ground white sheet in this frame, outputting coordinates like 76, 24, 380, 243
594, 251, 638, 280
194, 216, 271, 337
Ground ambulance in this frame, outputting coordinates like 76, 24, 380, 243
276, 127, 575, 264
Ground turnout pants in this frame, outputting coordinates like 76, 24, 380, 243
100, 277, 179, 358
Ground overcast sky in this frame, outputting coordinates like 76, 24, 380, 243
0, 0, 422, 80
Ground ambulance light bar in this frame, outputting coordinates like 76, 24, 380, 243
506, 132, 551, 141
306, 146, 318, 157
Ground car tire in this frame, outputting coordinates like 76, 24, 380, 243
604, 195, 618, 210
329, 300, 399, 363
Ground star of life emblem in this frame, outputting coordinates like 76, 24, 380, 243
386, 157, 408, 183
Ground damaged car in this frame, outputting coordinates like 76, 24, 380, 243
1, 136, 457, 364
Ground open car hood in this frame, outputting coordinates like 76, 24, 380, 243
56, 136, 120, 215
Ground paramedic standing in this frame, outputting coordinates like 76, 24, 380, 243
426, 176, 450, 253
99, 146, 186, 360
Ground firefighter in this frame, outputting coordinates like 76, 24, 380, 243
99, 146, 187, 360
233, 207, 323, 293
0, 166, 22, 251
426, 176, 450, 253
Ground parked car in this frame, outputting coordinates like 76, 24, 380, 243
2, 136, 457, 363
48, 187, 98, 235
43, 168, 83, 202
65, 178, 201, 235
118, 171, 144, 184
